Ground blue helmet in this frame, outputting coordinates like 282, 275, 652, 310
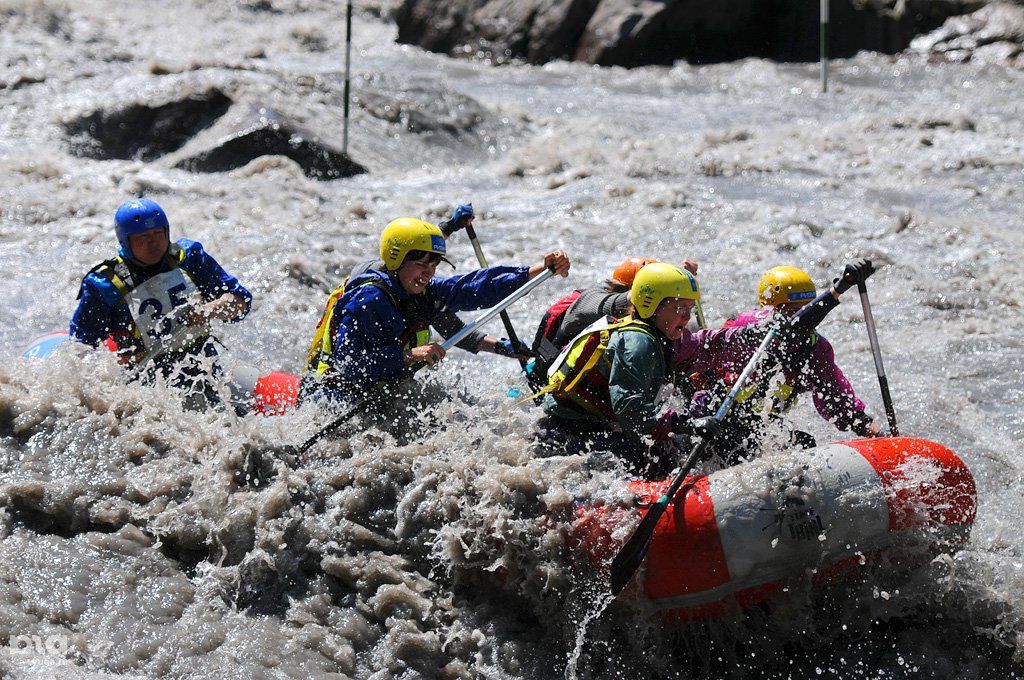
114, 198, 169, 259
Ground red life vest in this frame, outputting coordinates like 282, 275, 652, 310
532, 289, 581, 357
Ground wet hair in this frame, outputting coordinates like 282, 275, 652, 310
603, 280, 629, 293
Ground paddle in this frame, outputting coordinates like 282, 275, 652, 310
694, 300, 707, 330
609, 325, 780, 595
857, 280, 899, 435
609, 285, 842, 595
463, 219, 532, 367
289, 268, 557, 455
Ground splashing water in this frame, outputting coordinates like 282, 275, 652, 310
2, 0, 1024, 677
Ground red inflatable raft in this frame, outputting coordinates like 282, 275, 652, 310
573, 437, 976, 619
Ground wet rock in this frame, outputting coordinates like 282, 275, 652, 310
358, 85, 485, 136
175, 108, 366, 181
394, 0, 985, 66
396, 0, 601, 64
911, 2, 1024, 67
64, 89, 233, 161
239, 0, 283, 12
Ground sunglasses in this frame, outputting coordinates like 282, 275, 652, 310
406, 250, 445, 265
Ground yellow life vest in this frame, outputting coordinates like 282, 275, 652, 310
532, 315, 660, 422
305, 275, 432, 378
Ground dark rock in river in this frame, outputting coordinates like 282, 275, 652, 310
394, 0, 986, 67
175, 108, 366, 180
395, 0, 602, 65
64, 88, 233, 161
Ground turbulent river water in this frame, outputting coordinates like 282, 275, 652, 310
1, 1, 1023, 678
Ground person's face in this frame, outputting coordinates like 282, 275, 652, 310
397, 253, 440, 294
127, 227, 169, 266
776, 300, 810, 317
652, 298, 695, 340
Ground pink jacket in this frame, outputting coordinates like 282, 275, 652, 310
674, 308, 871, 433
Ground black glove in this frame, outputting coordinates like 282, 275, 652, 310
851, 416, 883, 438
493, 337, 533, 358
439, 203, 474, 237
833, 259, 875, 295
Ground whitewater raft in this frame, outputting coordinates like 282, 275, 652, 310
574, 437, 976, 618
23, 333, 977, 619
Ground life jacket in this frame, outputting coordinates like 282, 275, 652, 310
688, 331, 818, 416
532, 290, 581, 353
534, 315, 667, 423
765, 329, 818, 412
305, 274, 433, 379
81, 244, 207, 358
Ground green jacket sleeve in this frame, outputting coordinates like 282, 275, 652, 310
606, 329, 666, 441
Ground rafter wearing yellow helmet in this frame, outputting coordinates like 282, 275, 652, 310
672, 259, 883, 465
535, 262, 718, 477
379, 217, 453, 271
302, 208, 571, 405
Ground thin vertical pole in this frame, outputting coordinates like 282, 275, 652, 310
820, 0, 829, 93
343, 0, 353, 155
857, 282, 899, 436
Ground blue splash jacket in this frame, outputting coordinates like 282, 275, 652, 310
70, 239, 251, 349
324, 265, 529, 396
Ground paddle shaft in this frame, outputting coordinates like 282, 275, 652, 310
694, 299, 707, 330
464, 223, 529, 368
293, 268, 556, 454
608, 289, 844, 595
442, 268, 554, 349
610, 326, 780, 595
857, 281, 899, 435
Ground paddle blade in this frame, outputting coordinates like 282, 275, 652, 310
609, 499, 669, 595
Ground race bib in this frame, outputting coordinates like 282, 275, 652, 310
126, 269, 199, 352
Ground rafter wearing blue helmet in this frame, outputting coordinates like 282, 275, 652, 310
70, 199, 252, 393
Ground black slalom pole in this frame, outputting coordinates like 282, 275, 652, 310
342, 0, 353, 155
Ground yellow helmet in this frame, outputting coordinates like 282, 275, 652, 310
630, 262, 701, 319
758, 266, 816, 307
379, 217, 448, 271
